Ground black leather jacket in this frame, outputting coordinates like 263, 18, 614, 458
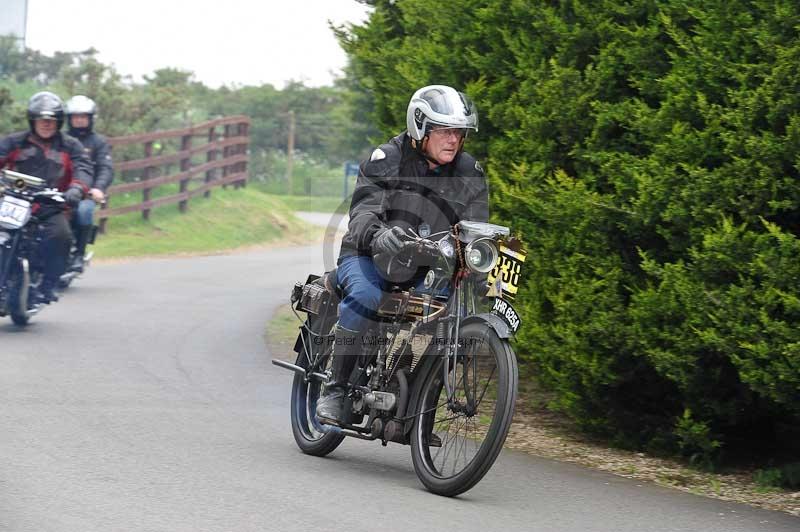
339, 132, 489, 260
69, 130, 114, 192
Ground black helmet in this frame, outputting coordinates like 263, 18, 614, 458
65, 95, 97, 136
27, 91, 65, 132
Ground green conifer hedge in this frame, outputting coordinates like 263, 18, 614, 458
340, 0, 800, 459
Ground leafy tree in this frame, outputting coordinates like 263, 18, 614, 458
0, 41, 373, 191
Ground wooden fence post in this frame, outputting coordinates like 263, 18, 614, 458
237, 121, 249, 188
286, 110, 295, 195
142, 141, 154, 221
222, 124, 232, 190
179, 133, 192, 212
98, 205, 108, 234
205, 126, 216, 199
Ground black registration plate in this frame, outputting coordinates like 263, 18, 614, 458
491, 297, 521, 334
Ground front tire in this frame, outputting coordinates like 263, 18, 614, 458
9, 266, 30, 327
290, 315, 345, 456
410, 321, 518, 496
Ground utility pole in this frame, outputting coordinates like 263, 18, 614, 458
286, 109, 295, 195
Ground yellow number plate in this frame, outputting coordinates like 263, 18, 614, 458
487, 245, 526, 299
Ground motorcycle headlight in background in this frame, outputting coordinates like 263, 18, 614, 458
438, 238, 454, 258
464, 238, 498, 273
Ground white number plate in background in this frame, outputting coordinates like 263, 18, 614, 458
0, 197, 32, 229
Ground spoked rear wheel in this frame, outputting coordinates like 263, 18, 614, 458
411, 321, 518, 496
290, 315, 345, 456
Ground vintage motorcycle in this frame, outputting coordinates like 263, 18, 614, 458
0, 169, 65, 325
273, 220, 526, 496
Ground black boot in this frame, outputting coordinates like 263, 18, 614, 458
33, 278, 59, 305
68, 253, 84, 273
69, 226, 92, 273
316, 324, 360, 425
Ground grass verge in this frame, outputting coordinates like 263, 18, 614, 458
267, 194, 349, 214
265, 303, 304, 363
95, 187, 319, 258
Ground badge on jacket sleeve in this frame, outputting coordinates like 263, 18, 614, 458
370, 148, 386, 162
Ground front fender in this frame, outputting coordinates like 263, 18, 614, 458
403, 313, 511, 437
459, 312, 512, 339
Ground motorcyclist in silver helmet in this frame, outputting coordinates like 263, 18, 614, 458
64, 95, 114, 273
316, 85, 489, 425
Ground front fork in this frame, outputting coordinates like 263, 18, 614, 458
0, 231, 20, 294
0, 232, 28, 313
443, 280, 475, 410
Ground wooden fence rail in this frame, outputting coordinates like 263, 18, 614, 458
98, 115, 250, 231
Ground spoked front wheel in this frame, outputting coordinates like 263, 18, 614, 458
289, 315, 345, 456
411, 321, 518, 496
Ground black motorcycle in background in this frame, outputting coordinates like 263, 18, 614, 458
274, 220, 526, 496
0, 169, 65, 325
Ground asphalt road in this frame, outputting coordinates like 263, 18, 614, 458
1, 243, 798, 532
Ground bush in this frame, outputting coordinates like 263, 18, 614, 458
755, 463, 800, 490
340, 0, 800, 459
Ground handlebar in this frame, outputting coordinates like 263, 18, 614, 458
405, 237, 441, 258
34, 189, 65, 202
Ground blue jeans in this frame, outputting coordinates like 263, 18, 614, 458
336, 256, 387, 331
74, 199, 95, 227
336, 255, 447, 331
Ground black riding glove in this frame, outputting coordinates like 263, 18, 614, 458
371, 226, 411, 257
64, 186, 84, 207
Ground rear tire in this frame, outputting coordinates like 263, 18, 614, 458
410, 321, 518, 496
290, 314, 345, 456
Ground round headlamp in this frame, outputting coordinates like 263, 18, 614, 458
463, 238, 498, 273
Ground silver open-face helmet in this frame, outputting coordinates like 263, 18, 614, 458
65, 95, 97, 135
65, 95, 97, 116
406, 85, 478, 141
